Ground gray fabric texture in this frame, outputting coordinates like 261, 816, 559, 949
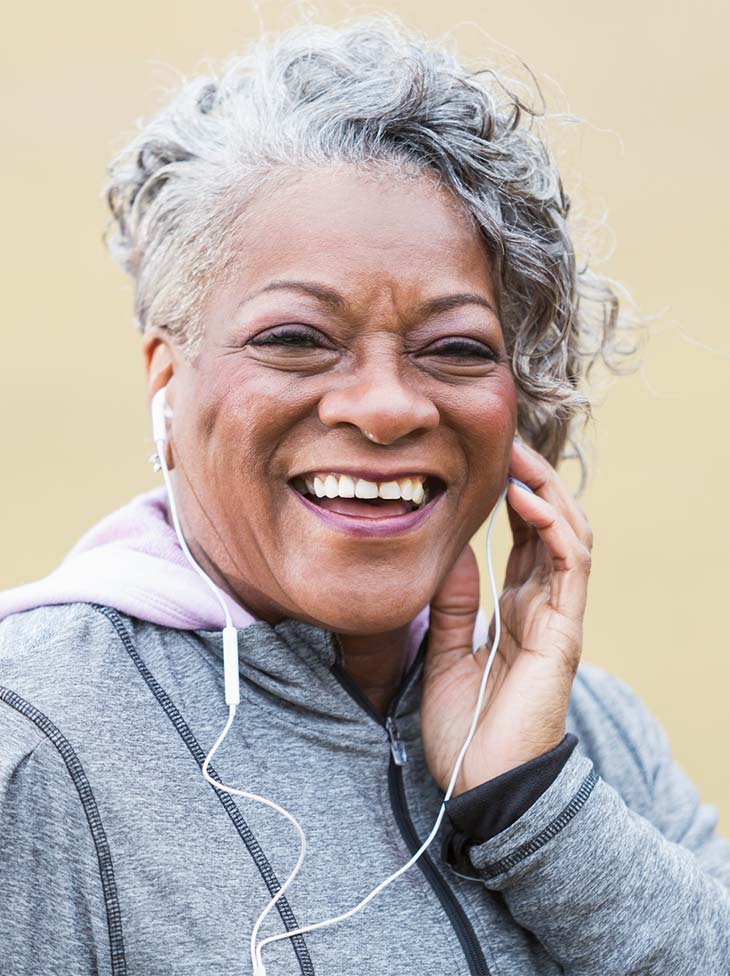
0, 600, 728, 976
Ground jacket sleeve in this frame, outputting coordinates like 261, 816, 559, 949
0, 699, 115, 976
441, 677, 730, 976
443, 732, 579, 855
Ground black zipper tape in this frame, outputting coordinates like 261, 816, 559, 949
388, 760, 491, 975
330, 637, 491, 976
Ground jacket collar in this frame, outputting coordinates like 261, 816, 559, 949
191, 617, 429, 749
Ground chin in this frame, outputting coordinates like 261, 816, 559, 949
293, 582, 433, 635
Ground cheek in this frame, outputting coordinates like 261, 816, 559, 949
442, 375, 517, 520
193, 365, 308, 491
443, 373, 517, 459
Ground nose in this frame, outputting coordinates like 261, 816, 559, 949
317, 368, 440, 445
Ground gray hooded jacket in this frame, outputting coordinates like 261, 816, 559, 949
1, 599, 729, 976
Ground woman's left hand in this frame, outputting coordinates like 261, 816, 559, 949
421, 437, 594, 796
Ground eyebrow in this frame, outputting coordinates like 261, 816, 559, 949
240, 279, 498, 318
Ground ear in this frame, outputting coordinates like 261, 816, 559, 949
142, 330, 175, 404
142, 330, 177, 470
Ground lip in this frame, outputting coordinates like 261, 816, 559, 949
289, 483, 446, 538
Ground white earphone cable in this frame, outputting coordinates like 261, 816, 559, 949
154, 424, 311, 972
156, 434, 233, 633
153, 396, 507, 976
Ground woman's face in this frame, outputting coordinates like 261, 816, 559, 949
145, 164, 517, 635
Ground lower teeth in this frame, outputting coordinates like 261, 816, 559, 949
306, 494, 424, 511
300, 491, 427, 511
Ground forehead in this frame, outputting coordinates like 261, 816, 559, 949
225, 163, 497, 316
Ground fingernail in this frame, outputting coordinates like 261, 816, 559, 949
508, 476, 534, 494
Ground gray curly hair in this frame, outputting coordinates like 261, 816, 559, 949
105, 13, 644, 489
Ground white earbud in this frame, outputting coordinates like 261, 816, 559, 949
151, 385, 172, 445
148, 383, 240, 707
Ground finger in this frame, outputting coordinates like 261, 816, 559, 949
505, 481, 592, 620
505, 480, 538, 549
509, 439, 593, 551
427, 543, 481, 668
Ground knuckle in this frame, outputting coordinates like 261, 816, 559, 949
578, 545, 592, 572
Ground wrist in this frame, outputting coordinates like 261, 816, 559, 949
454, 732, 567, 796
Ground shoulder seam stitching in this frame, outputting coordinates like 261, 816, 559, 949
0, 685, 127, 975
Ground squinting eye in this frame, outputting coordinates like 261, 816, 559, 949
247, 326, 327, 349
245, 327, 499, 360
429, 339, 499, 360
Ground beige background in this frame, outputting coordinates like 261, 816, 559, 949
1, 2, 728, 832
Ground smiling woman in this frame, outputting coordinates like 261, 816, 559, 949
141, 164, 518, 642
1, 12, 729, 976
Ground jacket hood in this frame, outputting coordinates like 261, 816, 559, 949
0, 486, 484, 673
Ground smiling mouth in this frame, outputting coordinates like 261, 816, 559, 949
290, 473, 446, 519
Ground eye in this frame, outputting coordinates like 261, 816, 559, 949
427, 338, 500, 361
247, 325, 329, 349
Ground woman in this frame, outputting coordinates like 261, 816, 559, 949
1, 15, 728, 976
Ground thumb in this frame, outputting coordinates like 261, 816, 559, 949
427, 543, 481, 665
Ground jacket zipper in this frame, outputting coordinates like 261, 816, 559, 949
329, 640, 491, 976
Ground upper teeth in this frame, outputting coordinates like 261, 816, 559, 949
298, 473, 427, 505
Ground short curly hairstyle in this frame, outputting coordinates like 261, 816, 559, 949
105, 12, 644, 489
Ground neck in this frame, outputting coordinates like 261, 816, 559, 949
163, 505, 413, 716
337, 625, 410, 719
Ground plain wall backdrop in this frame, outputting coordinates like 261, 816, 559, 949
1, 1, 728, 832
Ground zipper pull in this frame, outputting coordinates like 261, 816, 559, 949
385, 716, 408, 765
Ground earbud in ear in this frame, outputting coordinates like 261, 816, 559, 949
151, 385, 172, 445
507, 475, 534, 494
